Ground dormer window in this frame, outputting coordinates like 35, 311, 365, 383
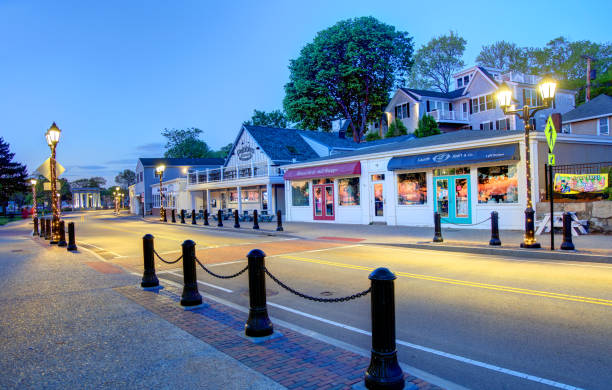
457, 78, 463, 88
463, 75, 469, 85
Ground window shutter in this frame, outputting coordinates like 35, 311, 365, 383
407, 104, 410, 117
469, 99, 473, 114
480, 123, 483, 130
449, 102, 453, 111
426, 100, 430, 112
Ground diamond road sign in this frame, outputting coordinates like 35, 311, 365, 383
548, 153, 555, 166
36, 158, 65, 180
545, 116, 557, 152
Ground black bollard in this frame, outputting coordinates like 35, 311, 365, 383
33, 217, 39, 236
180, 209, 186, 224
433, 212, 443, 242
39, 217, 45, 238
171, 209, 176, 223
191, 209, 196, 225
253, 209, 259, 230
45, 219, 52, 240
162, 208, 167, 222
276, 210, 283, 232
141, 234, 160, 288
57, 220, 67, 247
365, 268, 404, 390
67, 222, 77, 251
489, 211, 501, 246
245, 249, 273, 337
217, 209, 223, 227
234, 210, 240, 228
180, 240, 203, 307
203, 209, 209, 226
520, 208, 541, 248
560, 212, 575, 251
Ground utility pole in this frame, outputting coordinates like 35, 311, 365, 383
582, 55, 595, 102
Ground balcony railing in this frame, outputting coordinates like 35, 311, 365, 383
430, 109, 469, 122
188, 162, 285, 185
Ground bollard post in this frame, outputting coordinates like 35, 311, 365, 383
33, 217, 39, 236
45, 219, 52, 240
245, 249, 273, 337
57, 220, 67, 247
217, 209, 223, 227
171, 209, 176, 223
180, 209, 186, 224
191, 209, 196, 225
180, 240, 203, 306
560, 212, 575, 251
433, 212, 443, 242
365, 268, 404, 390
67, 222, 77, 251
39, 217, 45, 238
234, 210, 240, 228
276, 210, 283, 232
253, 209, 259, 230
489, 211, 501, 246
141, 234, 160, 288
163, 208, 167, 223
203, 209, 209, 226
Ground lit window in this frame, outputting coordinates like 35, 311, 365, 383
561, 124, 571, 134
599, 118, 609, 135
291, 180, 309, 206
472, 98, 479, 113
477, 166, 518, 204
397, 172, 427, 205
479, 96, 486, 112
486, 94, 494, 110
338, 177, 360, 206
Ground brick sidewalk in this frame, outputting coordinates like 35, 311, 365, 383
117, 284, 442, 390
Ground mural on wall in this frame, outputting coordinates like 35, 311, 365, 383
553, 173, 608, 194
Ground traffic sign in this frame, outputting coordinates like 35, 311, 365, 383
36, 158, 65, 180
545, 116, 557, 152
43, 180, 62, 191
548, 153, 555, 166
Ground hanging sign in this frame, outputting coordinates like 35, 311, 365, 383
544, 116, 557, 152
43, 180, 62, 191
553, 173, 608, 194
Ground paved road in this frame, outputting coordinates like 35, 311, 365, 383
65, 211, 612, 390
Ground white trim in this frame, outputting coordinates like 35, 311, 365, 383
463, 68, 498, 94
531, 132, 612, 144
563, 113, 612, 124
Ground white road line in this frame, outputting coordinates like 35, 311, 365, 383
77, 241, 124, 258
265, 301, 583, 390
166, 271, 233, 293
206, 260, 247, 267
268, 244, 364, 258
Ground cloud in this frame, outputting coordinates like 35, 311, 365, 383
105, 158, 136, 165
136, 142, 165, 153
75, 165, 107, 170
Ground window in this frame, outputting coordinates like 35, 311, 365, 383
463, 75, 469, 85
471, 98, 479, 113
496, 118, 511, 130
479, 96, 486, 112
529, 118, 537, 130
457, 78, 463, 88
599, 118, 609, 135
433, 167, 470, 175
242, 190, 260, 202
561, 124, 571, 134
397, 173, 427, 205
477, 165, 518, 204
486, 94, 494, 110
524, 88, 542, 107
371, 174, 385, 181
480, 121, 493, 130
338, 177, 360, 206
312, 178, 333, 185
395, 103, 409, 119
291, 180, 309, 206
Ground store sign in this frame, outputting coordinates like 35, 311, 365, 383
284, 161, 361, 180
554, 173, 608, 194
237, 146, 255, 161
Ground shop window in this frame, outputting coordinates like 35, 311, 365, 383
338, 177, 360, 206
291, 180, 310, 206
229, 191, 238, 202
242, 190, 260, 202
397, 172, 427, 205
371, 174, 385, 181
312, 178, 333, 185
477, 165, 518, 204
433, 167, 470, 176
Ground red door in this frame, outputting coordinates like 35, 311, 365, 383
313, 184, 334, 221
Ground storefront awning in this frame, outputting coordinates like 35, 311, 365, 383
387, 144, 519, 171
284, 161, 361, 180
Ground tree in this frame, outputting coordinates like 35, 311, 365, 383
0, 137, 28, 215
71, 177, 106, 188
283, 16, 414, 142
476, 41, 528, 73
408, 31, 466, 93
210, 143, 233, 159
385, 120, 408, 138
414, 114, 441, 138
365, 132, 382, 142
162, 127, 213, 158
115, 169, 136, 188
243, 109, 289, 128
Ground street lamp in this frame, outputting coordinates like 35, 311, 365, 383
155, 165, 166, 221
45, 122, 61, 244
115, 186, 121, 215
496, 76, 557, 248
30, 179, 37, 220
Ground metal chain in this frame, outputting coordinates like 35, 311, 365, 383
264, 267, 371, 303
153, 249, 183, 264
440, 216, 491, 227
195, 257, 248, 279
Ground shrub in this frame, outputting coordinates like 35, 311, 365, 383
414, 114, 441, 138
365, 132, 382, 141
385, 120, 408, 138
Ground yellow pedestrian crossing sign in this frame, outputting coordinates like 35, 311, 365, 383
548, 153, 555, 166
545, 116, 557, 152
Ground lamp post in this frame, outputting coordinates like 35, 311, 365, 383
30, 179, 37, 220
155, 165, 166, 221
45, 122, 61, 244
115, 186, 121, 215
496, 76, 557, 249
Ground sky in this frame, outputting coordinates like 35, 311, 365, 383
1, 0, 611, 185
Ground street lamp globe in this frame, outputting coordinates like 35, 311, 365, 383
496, 82, 513, 109
538, 75, 557, 103
156, 165, 165, 175
30, 179, 37, 185
45, 122, 61, 146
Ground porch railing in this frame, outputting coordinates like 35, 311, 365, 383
430, 109, 469, 122
188, 162, 285, 185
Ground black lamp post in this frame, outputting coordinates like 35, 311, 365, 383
155, 165, 166, 221
45, 122, 61, 244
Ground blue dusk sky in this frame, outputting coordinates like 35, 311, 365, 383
1, 0, 610, 185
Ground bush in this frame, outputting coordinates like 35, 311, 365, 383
414, 114, 441, 138
385, 120, 408, 138
602, 166, 612, 200
365, 132, 382, 141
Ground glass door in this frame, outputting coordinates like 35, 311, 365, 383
313, 184, 335, 220
373, 183, 384, 220
434, 175, 471, 224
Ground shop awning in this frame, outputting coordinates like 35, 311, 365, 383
387, 144, 519, 171
284, 161, 361, 180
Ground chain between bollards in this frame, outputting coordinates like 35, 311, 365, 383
58, 220, 67, 247
141, 234, 159, 288
253, 209, 259, 230
489, 211, 501, 246
180, 240, 202, 307
180, 209, 186, 224
234, 210, 240, 228
67, 222, 77, 251
560, 212, 575, 250
276, 210, 283, 232
245, 249, 273, 337
217, 209, 223, 227
191, 209, 196, 225
433, 212, 443, 242
195, 257, 248, 279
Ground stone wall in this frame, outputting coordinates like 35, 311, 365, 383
535, 201, 612, 234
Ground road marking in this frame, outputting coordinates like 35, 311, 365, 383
266, 301, 583, 390
77, 241, 124, 258
279, 255, 612, 307
267, 244, 364, 259
166, 271, 233, 293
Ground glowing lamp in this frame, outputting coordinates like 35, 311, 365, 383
30, 179, 37, 185
538, 75, 557, 102
496, 82, 513, 109
45, 122, 61, 146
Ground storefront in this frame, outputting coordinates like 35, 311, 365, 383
151, 178, 190, 217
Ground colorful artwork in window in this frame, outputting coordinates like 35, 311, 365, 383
291, 180, 309, 206
338, 177, 360, 206
397, 172, 427, 205
477, 165, 518, 203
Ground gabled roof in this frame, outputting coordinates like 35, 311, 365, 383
243, 125, 322, 163
477, 66, 499, 86
297, 129, 361, 149
400, 87, 466, 100
138, 158, 225, 167
562, 94, 612, 123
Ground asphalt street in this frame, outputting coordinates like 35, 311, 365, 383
61, 210, 612, 390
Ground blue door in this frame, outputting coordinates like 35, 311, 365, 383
434, 175, 471, 224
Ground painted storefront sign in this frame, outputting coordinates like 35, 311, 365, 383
553, 173, 608, 194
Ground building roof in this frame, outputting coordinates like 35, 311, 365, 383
297, 129, 361, 149
562, 94, 612, 123
244, 125, 322, 163
138, 157, 225, 167
400, 87, 466, 100
477, 66, 499, 86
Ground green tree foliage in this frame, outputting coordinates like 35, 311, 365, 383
162, 127, 212, 158
71, 177, 106, 188
0, 137, 28, 215
243, 109, 289, 128
385, 120, 408, 138
283, 16, 414, 142
365, 132, 382, 142
414, 114, 441, 138
408, 31, 466, 93
210, 143, 233, 159
115, 169, 136, 188
476, 41, 528, 72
